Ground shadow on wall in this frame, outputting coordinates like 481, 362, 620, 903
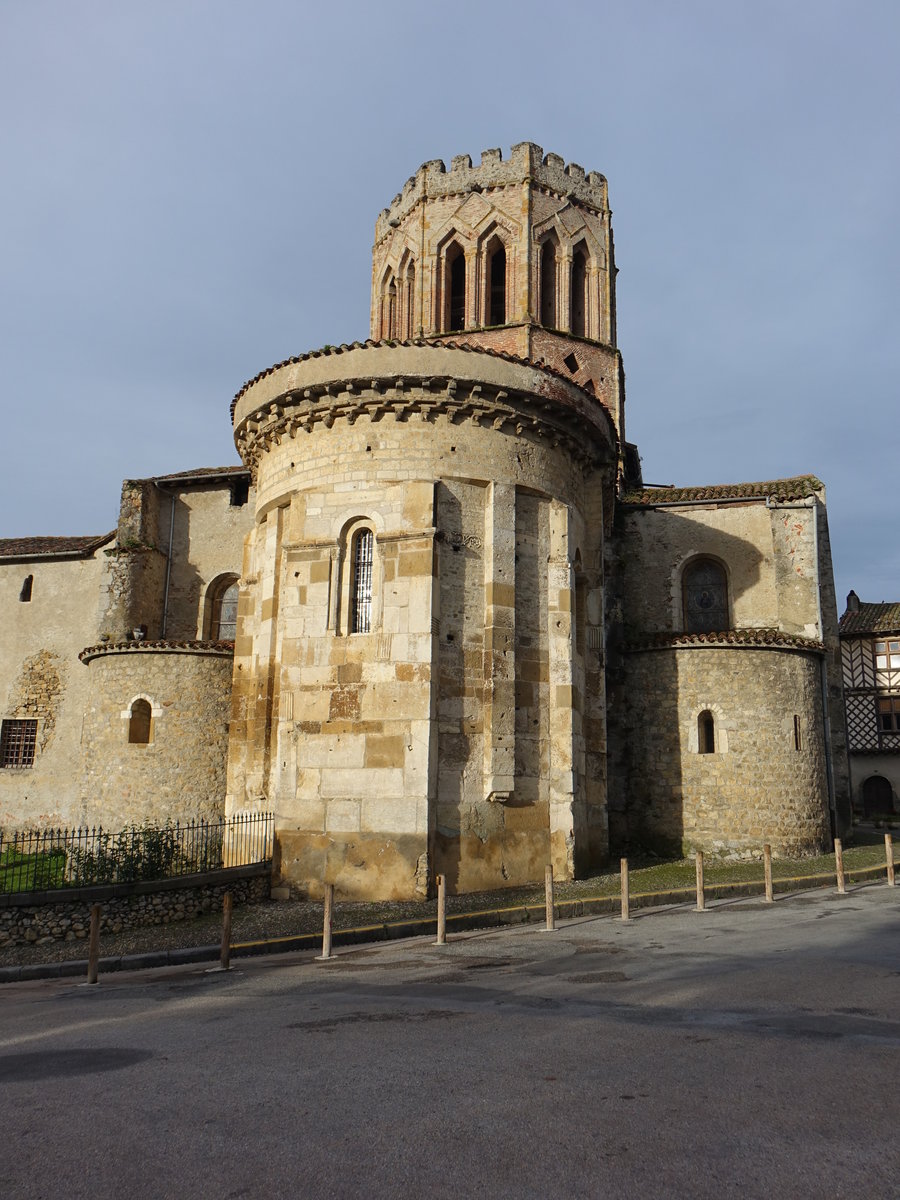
161, 496, 214, 641
613, 515, 767, 857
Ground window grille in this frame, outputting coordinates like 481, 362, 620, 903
0, 719, 37, 768
683, 559, 729, 633
351, 529, 374, 634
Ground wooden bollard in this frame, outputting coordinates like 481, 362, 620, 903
620, 858, 630, 922
220, 892, 233, 970
435, 874, 446, 945
763, 843, 774, 904
886, 833, 895, 888
318, 882, 334, 960
695, 850, 705, 912
834, 838, 846, 895
86, 903, 102, 985
544, 864, 556, 931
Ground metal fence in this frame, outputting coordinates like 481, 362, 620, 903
0, 812, 273, 895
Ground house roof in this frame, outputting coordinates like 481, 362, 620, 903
129, 465, 249, 486
0, 533, 115, 561
620, 475, 823, 507
839, 601, 900, 636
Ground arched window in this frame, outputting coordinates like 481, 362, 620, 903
128, 699, 152, 745
682, 558, 729, 633
698, 710, 715, 754
19, 575, 33, 602
540, 234, 559, 328
387, 278, 398, 338
447, 244, 466, 331
488, 240, 506, 326
207, 576, 239, 640
350, 529, 374, 634
405, 261, 415, 337
571, 243, 588, 337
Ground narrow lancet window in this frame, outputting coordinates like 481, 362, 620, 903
387, 279, 398, 338
20, 575, 33, 602
489, 243, 506, 325
698, 711, 715, 754
351, 529, 374, 634
448, 247, 466, 331
540, 236, 558, 328
405, 262, 415, 337
571, 245, 588, 337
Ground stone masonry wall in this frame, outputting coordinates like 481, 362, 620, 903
229, 346, 617, 899
80, 647, 234, 828
0, 551, 108, 829
0, 872, 269, 951
623, 646, 830, 857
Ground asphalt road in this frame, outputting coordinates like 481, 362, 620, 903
1, 884, 898, 1200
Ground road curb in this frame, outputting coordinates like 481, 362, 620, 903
0, 863, 892, 984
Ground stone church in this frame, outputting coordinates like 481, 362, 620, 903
0, 143, 851, 898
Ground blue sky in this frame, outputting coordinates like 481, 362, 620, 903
1, 0, 897, 609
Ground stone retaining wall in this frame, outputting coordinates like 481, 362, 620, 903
0, 869, 269, 951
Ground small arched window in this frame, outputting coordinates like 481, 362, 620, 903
447, 244, 466, 332
350, 529, 374, 634
698, 710, 715, 754
571, 244, 588, 337
128, 699, 152, 745
488, 240, 506, 326
208, 576, 239, 640
682, 558, 729, 633
540, 234, 558, 328
19, 575, 33, 602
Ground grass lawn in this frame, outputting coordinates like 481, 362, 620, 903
0, 847, 67, 894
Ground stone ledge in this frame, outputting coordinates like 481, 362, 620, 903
626, 628, 825, 654
79, 639, 235, 664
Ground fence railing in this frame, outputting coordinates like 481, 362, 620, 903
0, 812, 274, 895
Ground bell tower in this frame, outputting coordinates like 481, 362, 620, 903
371, 142, 625, 443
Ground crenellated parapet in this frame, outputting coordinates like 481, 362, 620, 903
374, 142, 609, 243
370, 143, 619, 398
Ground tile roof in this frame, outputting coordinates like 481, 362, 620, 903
839, 602, 900, 636
0, 533, 114, 561
620, 475, 823, 506
130, 465, 249, 485
229, 337, 608, 420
